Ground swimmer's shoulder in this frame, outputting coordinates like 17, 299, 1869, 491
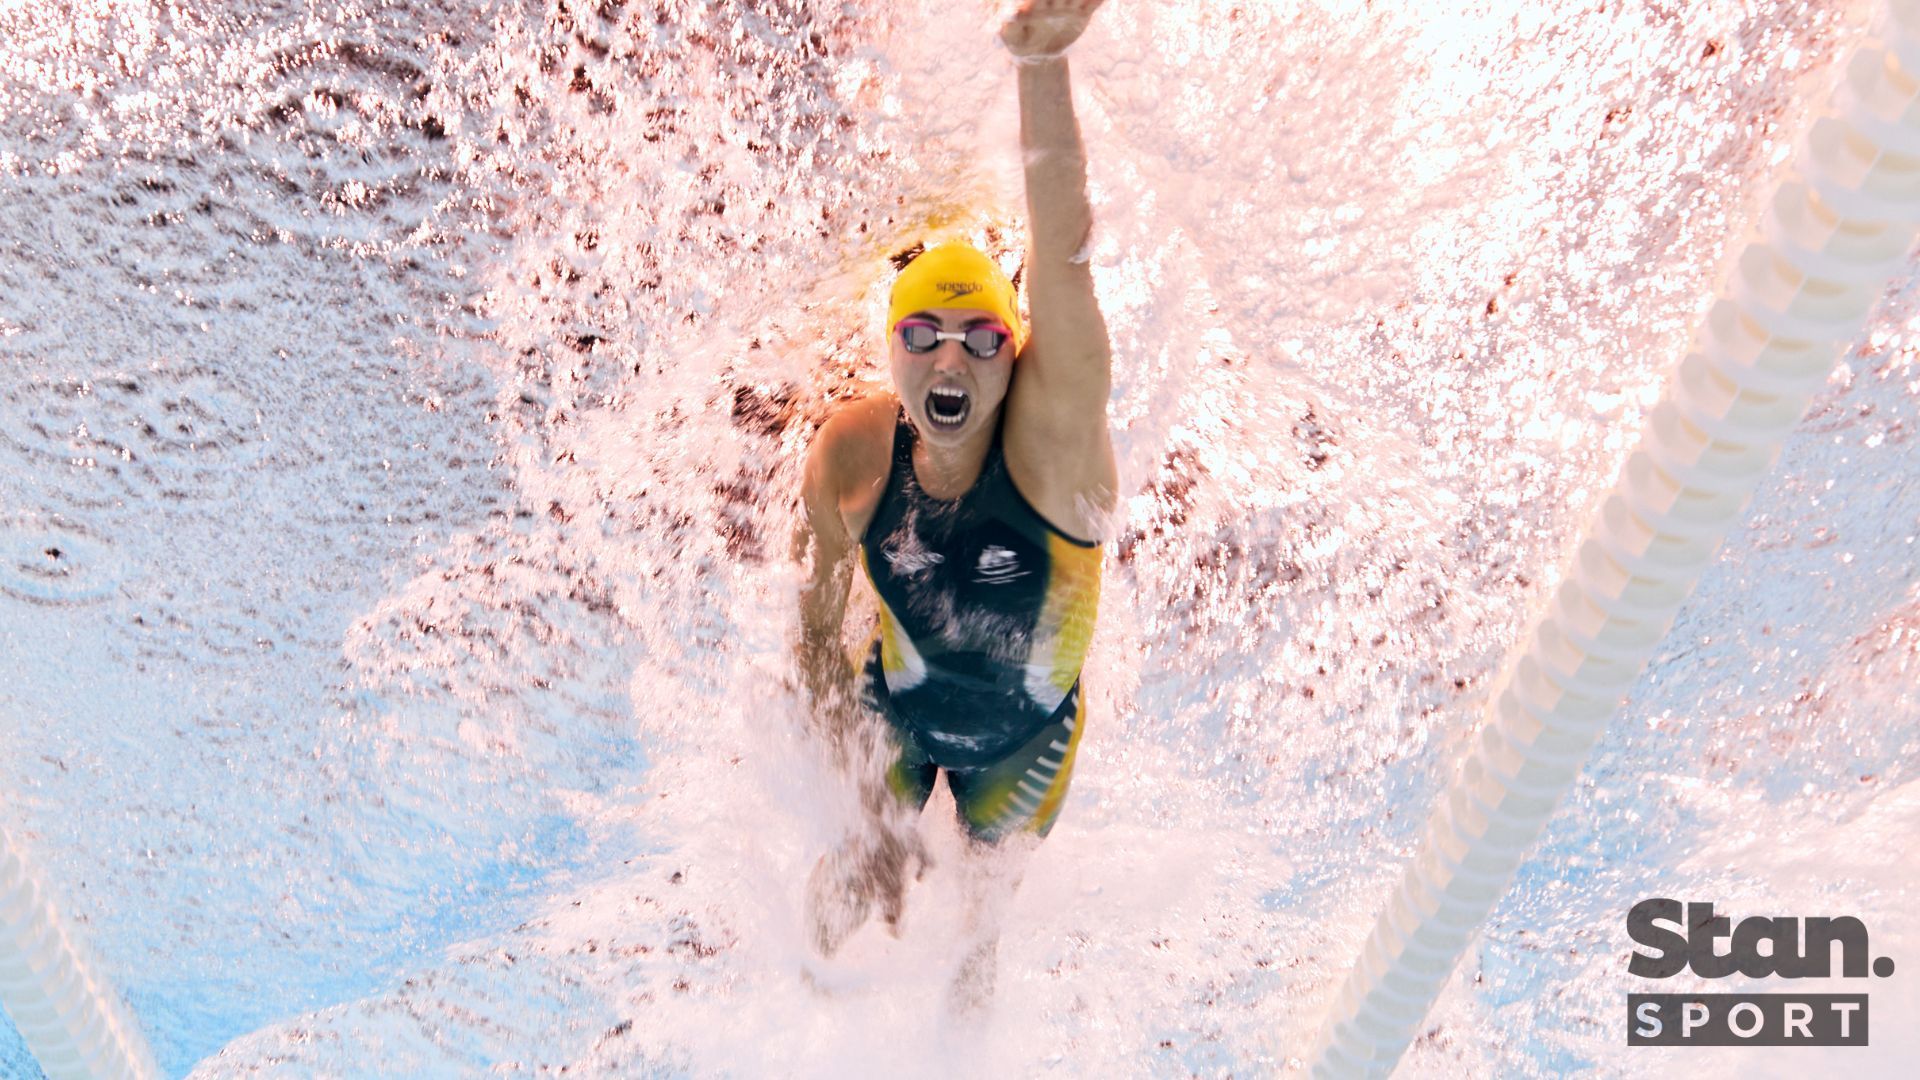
806, 392, 900, 541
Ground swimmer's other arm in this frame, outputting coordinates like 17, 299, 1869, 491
794, 411, 867, 759
793, 400, 902, 823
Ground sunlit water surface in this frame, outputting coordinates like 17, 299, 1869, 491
1, 0, 1917, 1075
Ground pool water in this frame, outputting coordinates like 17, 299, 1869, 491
1, 0, 1915, 1075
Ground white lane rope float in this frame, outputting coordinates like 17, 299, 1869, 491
1308, 1, 1920, 1073
2, 824, 158, 1078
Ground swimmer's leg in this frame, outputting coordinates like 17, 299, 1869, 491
944, 832, 1037, 1017
949, 682, 1086, 843
939, 687, 1086, 1012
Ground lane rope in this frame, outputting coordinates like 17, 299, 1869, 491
1307, 2, 1920, 1073
1, 825, 158, 1079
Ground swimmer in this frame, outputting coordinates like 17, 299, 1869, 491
793, 0, 1116, 1012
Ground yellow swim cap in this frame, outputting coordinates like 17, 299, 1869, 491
887, 243, 1025, 351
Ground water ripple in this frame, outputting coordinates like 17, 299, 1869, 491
0, 513, 125, 606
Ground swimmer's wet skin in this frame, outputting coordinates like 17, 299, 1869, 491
794, 0, 1118, 988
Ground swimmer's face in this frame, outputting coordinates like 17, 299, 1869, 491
888, 306, 1014, 448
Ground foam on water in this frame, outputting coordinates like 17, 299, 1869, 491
1, 0, 1916, 1076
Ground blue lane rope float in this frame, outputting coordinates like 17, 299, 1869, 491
1, 825, 158, 1079
1308, 1, 1920, 1073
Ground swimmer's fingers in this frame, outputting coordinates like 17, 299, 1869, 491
868, 826, 917, 886
908, 833, 932, 881
866, 826, 930, 936
879, 882, 907, 937
873, 839, 908, 935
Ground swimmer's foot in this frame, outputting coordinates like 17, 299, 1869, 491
946, 936, 1000, 1017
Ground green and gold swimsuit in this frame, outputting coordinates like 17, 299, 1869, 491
857, 408, 1102, 841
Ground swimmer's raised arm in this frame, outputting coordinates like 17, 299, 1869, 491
1002, 0, 1106, 267
1000, 0, 1118, 540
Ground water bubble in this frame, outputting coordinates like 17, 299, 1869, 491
0, 514, 124, 606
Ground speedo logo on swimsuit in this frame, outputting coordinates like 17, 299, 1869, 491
973, 545, 1027, 584
936, 280, 981, 301
883, 544, 943, 574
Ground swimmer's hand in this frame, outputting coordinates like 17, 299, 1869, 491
805, 825, 931, 957
867, 824, 930, 934
999, 0, 1109, 60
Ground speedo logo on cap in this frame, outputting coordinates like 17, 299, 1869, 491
937, 280, 981, 301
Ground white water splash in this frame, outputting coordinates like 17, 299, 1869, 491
1, 1, 1916, 1076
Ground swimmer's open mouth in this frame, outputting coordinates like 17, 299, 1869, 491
926, 386, 970, 429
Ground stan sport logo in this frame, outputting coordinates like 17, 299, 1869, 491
1627, 899, 1896, 1047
